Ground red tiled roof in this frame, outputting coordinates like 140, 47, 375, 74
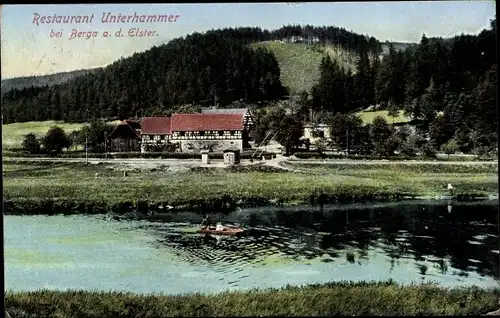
170, 113, 244, 132
141, 117, 171, 134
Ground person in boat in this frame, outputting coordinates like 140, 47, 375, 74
201, 214, 213, 229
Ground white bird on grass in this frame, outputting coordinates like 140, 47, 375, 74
447, 183, 454, 196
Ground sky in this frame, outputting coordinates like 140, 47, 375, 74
1, 2, 496, 79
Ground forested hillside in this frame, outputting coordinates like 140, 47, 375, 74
1, 69, 99, 94
1, 25, 379, 124
291, 17, 497, 152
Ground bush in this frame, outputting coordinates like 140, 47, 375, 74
21, 133, 41, 154
41, 126, 71, 155
144, 142, 179, 152
441, 139, 460, 156
420, 142, 437, 159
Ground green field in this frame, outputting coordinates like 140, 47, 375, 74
5, 281, 500, 317
355, 109, 411, 125
250, 41, 356, 94
3, 161, 497, 209
2, 121, 85, 150
2, 120, 122, 150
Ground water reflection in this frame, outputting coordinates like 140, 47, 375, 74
5, 200, 499, 293
135, 201, 499, 282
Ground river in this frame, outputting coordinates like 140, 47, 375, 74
4, 200, 499, 294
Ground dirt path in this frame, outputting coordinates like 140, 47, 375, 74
262, 155, 320, 174
291, 159, 497, 165
5, 157, 496, 166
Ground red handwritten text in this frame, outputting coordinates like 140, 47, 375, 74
69, 29, 99, 40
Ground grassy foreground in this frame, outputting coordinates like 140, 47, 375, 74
2, 160, 498, 214
5, 281, 500, 317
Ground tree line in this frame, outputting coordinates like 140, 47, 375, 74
2, 25, 379, 124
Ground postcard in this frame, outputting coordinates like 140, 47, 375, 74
2, 2, 498, 317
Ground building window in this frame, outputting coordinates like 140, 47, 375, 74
199, 131, 205, 137
160, 135, 165, 140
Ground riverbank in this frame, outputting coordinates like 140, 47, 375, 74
3, 161, 498, 215
5, 281, 500, 316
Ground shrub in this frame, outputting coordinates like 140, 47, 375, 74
441, 139, 460, 157
41, 126, 71, 155
420, 142, 437, 159
21, 133, 41, 154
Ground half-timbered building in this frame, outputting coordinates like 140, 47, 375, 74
138, 108, 253, 153
201, 108, 254, 130
140, 117, 172, 152
169, 113, 245, 153
201, 108, 254, 147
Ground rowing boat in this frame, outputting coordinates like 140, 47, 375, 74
198, 225, 244, 235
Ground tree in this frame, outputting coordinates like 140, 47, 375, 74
429, 114, 454, 149
399, 133, 418, 157
441, 139, 460, 157
315, 137, 328, 156
329, 113, 363, 153
68, 130, 81, 151
79, 119, 115, 153
420, 141, 437, 158
353, 50, 374, 108
41, 126, 71, 155
454, 128, 473, 154
472, 65, 497, 149
370, 116, 394, 158
296, 90, 312, 122
312, 55, 347, 114
22, 133, 41, 154
387, 100, 399, 124
411, 78, 443, 131
273, 113, 303, 156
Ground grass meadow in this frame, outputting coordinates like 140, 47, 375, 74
5, 281, 500, 317
1, 120, 122, 151
2, 121, 85, 150
250, 41, 356, 94
355, 109, 411, 125
3, 161, 497, 209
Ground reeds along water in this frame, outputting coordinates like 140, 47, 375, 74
3, 191, 408, 216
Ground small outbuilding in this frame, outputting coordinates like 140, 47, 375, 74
107, 120, 141, 152
223, 148, 240, 165
201, 149, 210, 165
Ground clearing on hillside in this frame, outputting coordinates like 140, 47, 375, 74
355, 109, 411, 125
2, 120, 121, 150
250, 41, 357, 95
2, 121, 85, 150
